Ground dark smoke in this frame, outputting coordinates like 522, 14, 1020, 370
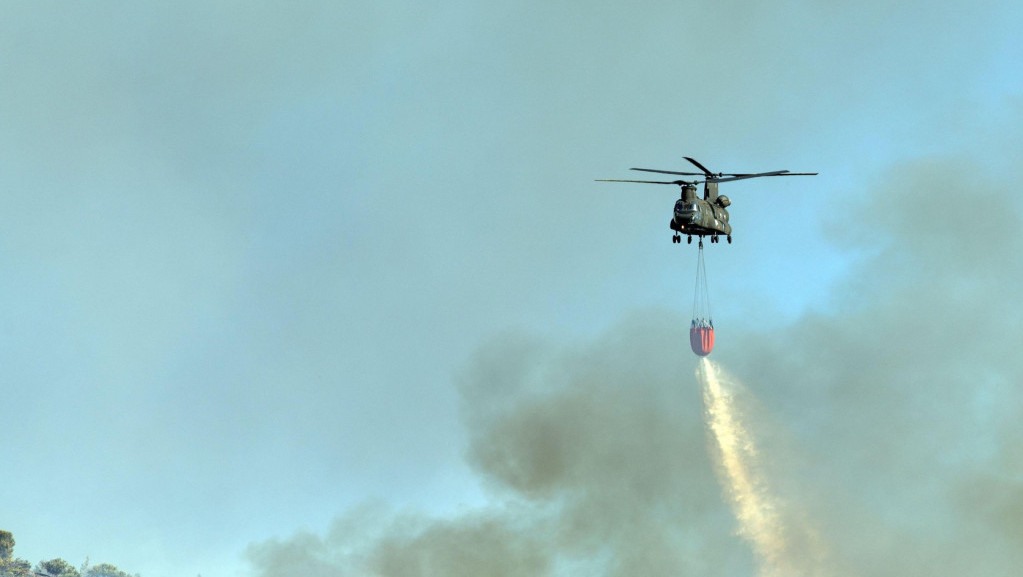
247, 314, 752, 577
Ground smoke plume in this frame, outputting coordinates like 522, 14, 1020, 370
247, 314, 751, 577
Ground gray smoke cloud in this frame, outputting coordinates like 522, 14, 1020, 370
247, 313, 749, 576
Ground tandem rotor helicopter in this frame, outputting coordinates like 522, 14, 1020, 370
598, 157, 817, 245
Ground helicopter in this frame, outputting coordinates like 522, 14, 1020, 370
597, 157, 817, 244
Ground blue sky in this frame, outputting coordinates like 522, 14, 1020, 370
2, 2, 1022, 576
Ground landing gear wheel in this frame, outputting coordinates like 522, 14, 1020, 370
727, 235, 732, 244
687, 236, 692, 244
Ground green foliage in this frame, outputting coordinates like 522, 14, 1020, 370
0, 531, 137, 577
0, 557, 32, 577
36, 558, 81, 577
0, 531, 13, 562
84, 563, 136, 577
0, 531, 29, 577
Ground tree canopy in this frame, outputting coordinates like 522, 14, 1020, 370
0, 532, 137, 577
35, 558, 80, 577
84, 564, 136, 577
0, 532, 13, 562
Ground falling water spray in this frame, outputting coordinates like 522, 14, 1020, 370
697, 357, 801, 577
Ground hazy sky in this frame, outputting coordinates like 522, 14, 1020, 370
2, 2, 1021, 576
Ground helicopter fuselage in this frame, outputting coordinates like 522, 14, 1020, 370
670, 183, 732, 238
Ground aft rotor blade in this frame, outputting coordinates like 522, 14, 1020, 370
595, 179, 690, 185
684, 157, 715, 176
709, 171, 818, 182
708, 170, 790, 183
630, 167, 706, 176
712, 168, 822, 182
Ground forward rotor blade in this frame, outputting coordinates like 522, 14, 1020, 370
595, 179, 690, 185
630, 167, 706, 176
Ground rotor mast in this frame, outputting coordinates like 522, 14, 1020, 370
679, 157, 719, 202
